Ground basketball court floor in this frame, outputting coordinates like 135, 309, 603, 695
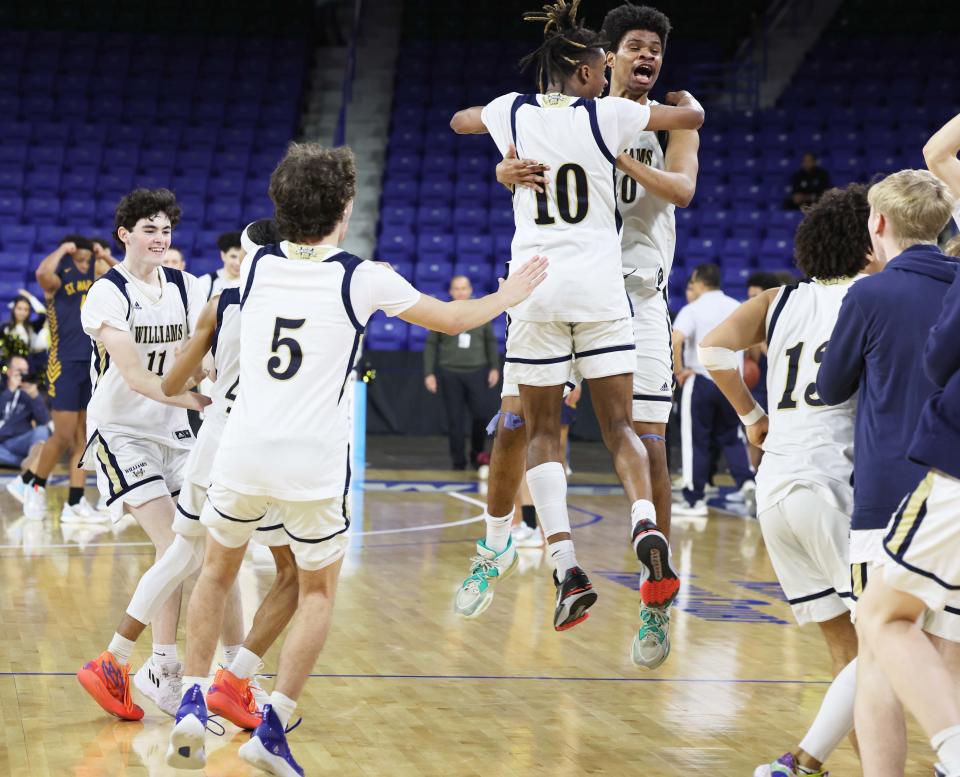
0, 467, 933, 775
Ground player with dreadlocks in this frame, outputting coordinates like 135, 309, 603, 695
449, 0, 704, 638
493, 2, 701, 669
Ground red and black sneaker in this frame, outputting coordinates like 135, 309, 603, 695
632, 519, 680, 608
552, 566, 598, 631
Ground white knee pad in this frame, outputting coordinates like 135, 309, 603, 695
126, 534, 205, 624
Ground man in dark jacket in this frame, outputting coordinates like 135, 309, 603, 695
817, 169, 959, 774
0, 355, 50, 469
424, 275, 500, 470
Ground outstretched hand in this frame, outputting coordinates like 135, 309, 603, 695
497, 255, 548, 307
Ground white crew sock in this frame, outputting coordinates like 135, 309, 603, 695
108, 633, 135, 665
183, 675, 209, 695
526, 462, 571, 541
798, 657, 857, 763
548, 539, 578, 578
222, 643, 243, 668
269, 691, 297, 728
229, 647, 263, 680
933, 724, 960, 773
630, 499, 657, 533
484, 510, 513, 553
153, 643, 179, 671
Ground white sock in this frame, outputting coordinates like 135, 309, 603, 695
484, 510, 513, 553
222, 643, 243, 667
183, 675, 209, 695
548, 539, 578, 578
798, 657, 857, 763
108, 633, 135, 665
933, 724, 960, 772
153, 643, 179, 670
630, 499, 657, 532
526, 462, 571, 540
269, 690, 297, 728
229, 647, 263, 680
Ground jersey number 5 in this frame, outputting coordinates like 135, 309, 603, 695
268, 317, 305, 380
534, 163, 589, 225
777, 340, 829, 410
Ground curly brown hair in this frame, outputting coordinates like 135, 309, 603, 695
114, 188, 182, 244
793, 184, 871, 280
269, 143, 357, 242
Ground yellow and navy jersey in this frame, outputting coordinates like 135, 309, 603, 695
48, 255, 95, 363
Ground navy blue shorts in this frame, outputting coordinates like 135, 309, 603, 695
48, 359, 91, 412
561, 401, 578, 427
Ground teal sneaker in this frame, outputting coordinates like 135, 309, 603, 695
454, 539, 518, 618
631, 603, 671, 669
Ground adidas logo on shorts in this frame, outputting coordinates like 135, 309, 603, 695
660, 382, 670, 392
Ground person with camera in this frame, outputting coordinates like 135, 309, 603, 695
0, 356, 50, 470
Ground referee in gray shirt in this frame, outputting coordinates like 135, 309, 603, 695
424, 275, 500, 470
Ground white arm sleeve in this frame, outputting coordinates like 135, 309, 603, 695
352, 263, 421, 323
241, 223, 259, 255
81, 280, 130, 337
480, 92, 520, 157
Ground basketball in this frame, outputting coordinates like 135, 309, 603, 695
743, 356, 761, 389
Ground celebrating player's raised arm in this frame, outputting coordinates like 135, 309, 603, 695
616, 128, 699, 207
450, 106, 487, 134
698, 289, 779, 445
96, 324, 210, 411
924, 112, 960, 200
160, 296, 219, 396
399, 255, 548, 335
645, 91, 704, 131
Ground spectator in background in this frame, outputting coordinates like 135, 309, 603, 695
91, 237, 117, 266
162, 247, 186, 270
197, 231, 244, 300
787, 152, 831, 209
672, 264, 755, 515
3, 293, 47, 357
424, 275, 500, 471
775, 269, 798, 285
744, 272, 781, 470
0, 355, 50, 469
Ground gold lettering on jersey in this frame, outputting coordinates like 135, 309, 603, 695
542, 92, 575, 108
133, 324, 184, 344
63, 279, 93, 296
624, 147, 654, 166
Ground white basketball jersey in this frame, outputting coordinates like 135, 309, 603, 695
212, 241, 419, 501
481, 92, 651, 322
616, 101, 676, 297
199, 269, 240, 301
758, 277, 862, 513
181, 287, 241, 488
82, 265, 206, 448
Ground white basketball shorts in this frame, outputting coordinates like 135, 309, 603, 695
629, 288, 674, 424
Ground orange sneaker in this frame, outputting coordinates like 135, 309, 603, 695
206, 668, 261, 730
76, 651, 144, 721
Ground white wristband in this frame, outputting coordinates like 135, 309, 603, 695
738, 404, 766, 426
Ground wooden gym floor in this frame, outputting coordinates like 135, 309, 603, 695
0, 468, 933, 776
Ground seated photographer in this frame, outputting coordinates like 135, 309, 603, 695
0, 356, 50, 469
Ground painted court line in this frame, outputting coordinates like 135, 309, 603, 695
0, 670, 831, 685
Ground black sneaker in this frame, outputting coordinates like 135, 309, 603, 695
632, 519, 680, 608
553, 566, 598, 631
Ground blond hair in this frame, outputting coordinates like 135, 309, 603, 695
868, 169, 956, 248
945, 234, 960, 258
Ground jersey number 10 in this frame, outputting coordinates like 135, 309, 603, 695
534, 163, 589, 225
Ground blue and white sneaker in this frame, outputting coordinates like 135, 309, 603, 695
238, 704, 304, 777
6, 477, 27, 504
166, 684, 208, 770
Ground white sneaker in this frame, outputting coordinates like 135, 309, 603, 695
673, 499, 708, 517
134, 655, 184, 716
248, 673, 270, 710
726, 480, 757, 504
61, 498, 110, 524
23, 483, 47, 520
704, 483, 720, 496
511, 522, 544, 548
477, 464, 490, 481
6, 477, 27, 504
96, 495, 110, 513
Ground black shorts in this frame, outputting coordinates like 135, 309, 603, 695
48, 359, 91, 412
